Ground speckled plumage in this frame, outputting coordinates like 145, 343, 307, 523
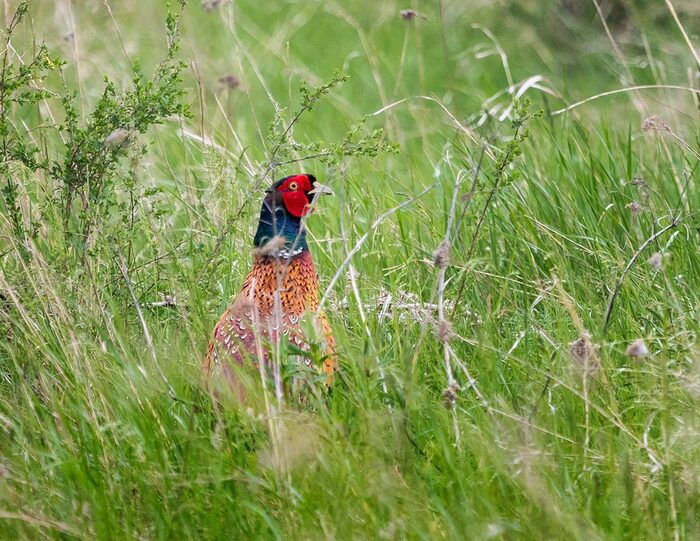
203, 174, 336, 394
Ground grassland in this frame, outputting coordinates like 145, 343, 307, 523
1, 0, 699, 539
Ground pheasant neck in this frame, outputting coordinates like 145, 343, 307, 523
253, 201, 308, 257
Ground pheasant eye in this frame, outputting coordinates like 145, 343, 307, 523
288, 181, 298, 191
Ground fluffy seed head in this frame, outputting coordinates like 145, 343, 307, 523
648, 252, 663, 270
568, 332, 599, 374
104, 128, 133, 149
201, 0, 227, 11
433, 241, 450, 269
436, 319, 454, 344
253, 235, 286, 258
626, 339, 649, 358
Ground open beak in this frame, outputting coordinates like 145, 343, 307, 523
308, 183, 334, 196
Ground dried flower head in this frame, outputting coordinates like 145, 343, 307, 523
568, 331, 599, 374
104, 128, 134, 149
626, 339, 649, 359
400, 9, 418, 20
202, 0, 228, 11
433, 241, 450, 269
442, 382, 459, 409
626, 201, 642, 216
436, 319, 454, 344
219, 74, 240, 89
641, 115, 671, 133
648, 252, 663, 270
253, 235, 286, 258
630, 176, 649, 202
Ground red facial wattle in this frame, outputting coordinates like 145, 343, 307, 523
279, 175, 313, 218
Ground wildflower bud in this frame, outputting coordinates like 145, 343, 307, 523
433, 241, 450, 269
648, 252, 662, 270
104, 128, 133, 149
626, 339, 649, 359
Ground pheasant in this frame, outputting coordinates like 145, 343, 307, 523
203, 173, 337, 397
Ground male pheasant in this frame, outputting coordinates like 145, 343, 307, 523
203, 174, 336, 396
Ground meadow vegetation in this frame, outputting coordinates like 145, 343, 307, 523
0, 0, 699, 538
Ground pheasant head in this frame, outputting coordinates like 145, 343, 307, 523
253, 174, 333, 259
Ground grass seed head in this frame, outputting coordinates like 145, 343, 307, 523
400, 9, 418, 20
641, 115, 671, 133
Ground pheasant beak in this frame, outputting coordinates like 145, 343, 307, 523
308, 183, 334, 196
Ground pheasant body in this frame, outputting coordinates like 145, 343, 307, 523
203, 174, 336, 393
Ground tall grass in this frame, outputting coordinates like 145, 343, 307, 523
1, 0, 699, 539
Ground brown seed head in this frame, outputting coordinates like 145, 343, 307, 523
442, 382, 459, 409
433, 241, 450, 269
641, 115, 671, 133
253, 236, 286, 258
436, 319, 454, 344
568, 331, 599, 374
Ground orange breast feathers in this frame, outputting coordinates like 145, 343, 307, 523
203, 251, 337, 387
